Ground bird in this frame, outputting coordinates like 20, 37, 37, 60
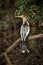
20, 21, 30, 53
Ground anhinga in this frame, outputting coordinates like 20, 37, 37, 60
15, 13, 30, 53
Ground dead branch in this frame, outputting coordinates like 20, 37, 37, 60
4, 53, 12, 65
28, 34, 43, 40
6, 34, 43, 53
0, 34, 43, 57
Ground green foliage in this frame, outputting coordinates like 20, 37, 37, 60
14, 0, 42, 23
0, 0, 42, 20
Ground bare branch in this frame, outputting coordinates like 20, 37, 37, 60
4, 53, 12, 65
0, 34, 43, 57
6, 34, 43, 53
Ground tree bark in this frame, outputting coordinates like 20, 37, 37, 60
8, 8, 19, 40
4, 53, 12, 65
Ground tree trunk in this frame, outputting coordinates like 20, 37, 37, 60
7, 8, 19, 40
